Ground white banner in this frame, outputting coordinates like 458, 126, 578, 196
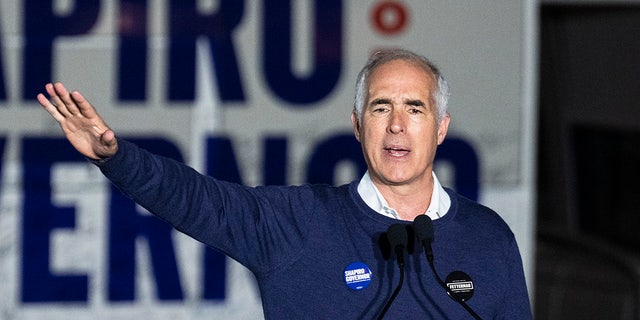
0, 1, 536, 319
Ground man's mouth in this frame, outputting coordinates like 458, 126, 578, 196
384, 147, 410, 157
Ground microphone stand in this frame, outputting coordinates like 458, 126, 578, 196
377, 224, 408, 320
376, 252, 405, 320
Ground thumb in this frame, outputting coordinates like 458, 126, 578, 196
98, 129, 118, 158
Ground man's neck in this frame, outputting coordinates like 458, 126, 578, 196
372, 177, 434, 221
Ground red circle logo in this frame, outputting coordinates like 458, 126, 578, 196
371, 1, 409, 35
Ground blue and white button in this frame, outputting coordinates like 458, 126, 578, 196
344, 262, 372, 290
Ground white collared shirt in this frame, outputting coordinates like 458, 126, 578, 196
356, 171, 451, 221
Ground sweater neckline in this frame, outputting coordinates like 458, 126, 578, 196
347, 181, 458, 226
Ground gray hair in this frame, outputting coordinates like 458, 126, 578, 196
353, 49, 450, 123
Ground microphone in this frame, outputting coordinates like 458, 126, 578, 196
387, 223, 408, 269
413, 214, 435, 263
413, 215, 483, 320
377, 223, 408, 320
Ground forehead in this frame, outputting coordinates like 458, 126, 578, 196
368, 59, 434, 96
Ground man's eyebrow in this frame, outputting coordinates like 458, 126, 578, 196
369, 98, 391, 106
405, 99, 426, 107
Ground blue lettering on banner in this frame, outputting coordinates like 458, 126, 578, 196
117, 0, 149, 101
117, 0, 247, 102
49, 0, 251, 102
307, 134, 366, 185
168, 0, 246, 102
263, 137, 288, 185
436, 137, 479, 201
203, 245, 227, 300
206, 136, 244, 183
22, 0, 100, 100
21, 137, 89, 302
263, 0, 343, 105
19, 0, 344, 105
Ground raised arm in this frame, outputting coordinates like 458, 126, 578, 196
37, 82, 118, 160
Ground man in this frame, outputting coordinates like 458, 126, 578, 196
38, 49, 532, 319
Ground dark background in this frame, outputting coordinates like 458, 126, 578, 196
536, 3, 640, 319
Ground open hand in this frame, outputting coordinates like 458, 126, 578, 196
37, 82, 118, 160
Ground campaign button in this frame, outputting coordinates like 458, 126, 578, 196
344, 262, 372, 290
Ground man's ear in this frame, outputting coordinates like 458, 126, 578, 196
437, 113, 450, 145
351, 112, 361, 142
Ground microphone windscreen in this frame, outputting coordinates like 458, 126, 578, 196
387, 223, 408, 249
413, 214, 434, 242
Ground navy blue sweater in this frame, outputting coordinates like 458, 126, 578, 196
98, 140, 532, 319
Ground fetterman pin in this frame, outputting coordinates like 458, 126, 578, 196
445, 271, 474, 302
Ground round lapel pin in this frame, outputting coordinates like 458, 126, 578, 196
344, 262, 373, 290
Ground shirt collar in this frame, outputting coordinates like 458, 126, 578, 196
357, 171, 450, 221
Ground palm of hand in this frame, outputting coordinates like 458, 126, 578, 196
37, 82, 118, 160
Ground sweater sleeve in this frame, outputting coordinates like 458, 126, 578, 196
95, 139, 314, 273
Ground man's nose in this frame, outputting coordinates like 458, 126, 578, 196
388, 110, 406, 134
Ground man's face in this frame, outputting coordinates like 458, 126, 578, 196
352, 59, 449, 188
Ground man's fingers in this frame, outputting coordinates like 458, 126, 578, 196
39, 83, 105, 128
70, 90, 97, 118
43, 83, 73, 117
53, 82, 82, 116
37, 93, 65, 122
